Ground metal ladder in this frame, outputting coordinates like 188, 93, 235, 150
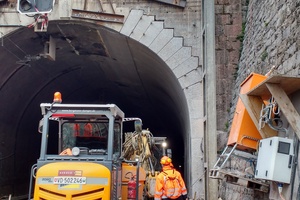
209, 143, 238, 179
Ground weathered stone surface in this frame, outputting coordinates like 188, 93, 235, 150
223, 0, 299, 199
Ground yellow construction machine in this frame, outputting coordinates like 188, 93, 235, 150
28, 92, 168, 200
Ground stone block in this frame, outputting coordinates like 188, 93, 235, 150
166, 47, 192, 70
184, 80, 202, 97
224, 24, 242, 37
216, 0, 230, 5
217, 14, 231, 25
173, 56, 199, 78
231, 13, 242, 25
149, 29, 173, 53
224, 4, 241, 14
120, 10, 144, 36
178, 70, 201, 90
217, 131, 228, 151
216, 50, 228, 65
287, 42, 297, 55
130, 15, 154, 41
158, 37, 183, 61
226, 37, 240, 49
216, 25, 225, 36
228, 50, 240, 64
216, 36, 226, 50
215, 5, 225, 14
139, 21, 164, 47
191, 118, 204, 138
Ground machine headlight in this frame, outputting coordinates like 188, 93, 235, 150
72, 147, 80, 156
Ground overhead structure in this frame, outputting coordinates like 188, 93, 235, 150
17, 0, 55, 14
244, 75, 300, 139
151, 0, 186, 8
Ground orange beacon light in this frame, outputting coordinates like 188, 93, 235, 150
53, 92, 62, 103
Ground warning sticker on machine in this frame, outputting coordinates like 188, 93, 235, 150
38, 177, 54, 184
58, 170, 82, 176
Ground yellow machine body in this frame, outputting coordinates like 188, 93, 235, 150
33, 162, 111, 200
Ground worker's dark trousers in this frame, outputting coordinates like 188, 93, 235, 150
162, 196, 185, 200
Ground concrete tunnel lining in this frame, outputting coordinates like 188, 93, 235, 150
0, 20, 189, 196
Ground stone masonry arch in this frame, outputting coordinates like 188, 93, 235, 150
0, 2, 204, 198
120, 9, 204, 197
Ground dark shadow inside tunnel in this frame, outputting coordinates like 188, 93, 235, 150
0, 20, 189, 197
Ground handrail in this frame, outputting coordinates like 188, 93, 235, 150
28, 164, 37, 200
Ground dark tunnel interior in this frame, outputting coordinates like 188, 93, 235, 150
0, 20, 189, 197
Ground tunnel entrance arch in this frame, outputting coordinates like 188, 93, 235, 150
0, 10, 203, 198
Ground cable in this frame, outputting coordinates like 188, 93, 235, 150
278, 183, 286, 200
7, 37, 28, 55
291, 138, 299, 200
259, 97, 287, 135
190, 169, 206, 188
0, 153, 14, 160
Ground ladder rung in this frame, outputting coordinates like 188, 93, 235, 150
220, 153, 229, 157
211, 144, 238, 174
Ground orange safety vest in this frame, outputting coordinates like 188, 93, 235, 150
74, 124, 80, 136
84, 123, 93, 136
154, 166, 187, 200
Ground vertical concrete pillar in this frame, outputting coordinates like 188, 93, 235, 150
202, 0, 218, 199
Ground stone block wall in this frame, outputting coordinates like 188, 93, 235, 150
220, 0, 299, 199
218, 0, 299, 132
232, 0, 300, 110
215, 0, 244, 132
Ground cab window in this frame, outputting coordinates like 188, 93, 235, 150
61, 122, 108, 152
113, 123, 121, 157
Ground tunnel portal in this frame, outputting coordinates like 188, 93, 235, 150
0, 20, 188, 196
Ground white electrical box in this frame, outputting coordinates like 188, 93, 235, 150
255, 136, 293, 184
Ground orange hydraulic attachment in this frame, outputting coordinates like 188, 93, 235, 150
227, 73, 267, 151
121, 163, 146, 200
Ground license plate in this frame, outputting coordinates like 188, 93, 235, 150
53, 176, 87, 184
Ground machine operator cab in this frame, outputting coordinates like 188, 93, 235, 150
29, 92, 125, 199
37, 92, 123, 162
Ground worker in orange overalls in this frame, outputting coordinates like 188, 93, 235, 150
154, 156, 188, 200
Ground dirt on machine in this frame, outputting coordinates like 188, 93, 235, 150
27, 92, 169, 200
